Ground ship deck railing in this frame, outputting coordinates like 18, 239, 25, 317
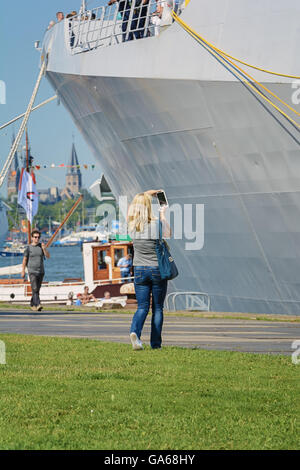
67, 1, 183, 54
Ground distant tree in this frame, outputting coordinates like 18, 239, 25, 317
5, 190, 100, 233
37, 190, 100, 230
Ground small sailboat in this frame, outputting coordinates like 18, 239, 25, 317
0, 241, 25, 257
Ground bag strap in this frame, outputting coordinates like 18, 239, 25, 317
158, 216, 163, 241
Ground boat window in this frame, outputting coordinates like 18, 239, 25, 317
114, 248, 124, 266
128, 245, 134, 258
97, 250, 107, 270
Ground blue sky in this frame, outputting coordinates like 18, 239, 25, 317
0, 0, 107, 198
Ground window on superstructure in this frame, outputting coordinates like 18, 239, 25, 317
114, 248, 124, 267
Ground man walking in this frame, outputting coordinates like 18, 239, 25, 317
21, 230, 50, 311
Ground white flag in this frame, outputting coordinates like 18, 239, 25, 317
18, 169, 38, 224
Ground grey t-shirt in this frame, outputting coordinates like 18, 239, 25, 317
24, 244, 45, 275
129, 221, 159, 267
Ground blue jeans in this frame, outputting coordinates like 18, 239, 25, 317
130, 266, 168, 349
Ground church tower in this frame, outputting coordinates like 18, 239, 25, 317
64, 143, 82, 197
7, 133, 20, 200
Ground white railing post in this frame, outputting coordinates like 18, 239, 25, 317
143, 1, 151, 38
95, 6, 105, 49
126, 1, 135, 42
110, 4, 119, 45
77, 13, 84, 49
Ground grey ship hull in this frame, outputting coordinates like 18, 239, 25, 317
43, 1, 300, 314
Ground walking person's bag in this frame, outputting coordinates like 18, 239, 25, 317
155, 219, 178, 280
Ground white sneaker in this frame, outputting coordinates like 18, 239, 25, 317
130, 332, 143, 350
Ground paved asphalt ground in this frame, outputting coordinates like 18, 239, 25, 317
0, 310, 300, 355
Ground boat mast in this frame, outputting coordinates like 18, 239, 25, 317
80, 1, 87, 13
25, 130, 31, 244
46, 195, 83, 248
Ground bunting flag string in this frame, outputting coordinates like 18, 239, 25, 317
32, 164, 96, 170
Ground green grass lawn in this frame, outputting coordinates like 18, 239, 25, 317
0, 334, 299, 450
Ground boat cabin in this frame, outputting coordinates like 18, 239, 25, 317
83, 240, 134, 286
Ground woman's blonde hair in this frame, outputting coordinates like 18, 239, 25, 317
128, 192, 156, 233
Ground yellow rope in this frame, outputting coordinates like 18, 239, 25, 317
173, 12, 300, 80
173, 14, 300, 129
176, 14, 300, 118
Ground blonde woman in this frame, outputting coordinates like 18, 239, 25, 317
128, 190, 171, 350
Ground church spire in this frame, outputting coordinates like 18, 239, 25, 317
63, 143, 82, 198
67, 143, 81, 176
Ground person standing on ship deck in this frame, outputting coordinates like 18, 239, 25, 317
151, 0, 174, 36
127, 190, 171, 350
56, 12, 65, 22
21, 230, 50, 312
131, 0, 150, 39
108, 0, 132, 42
66, 11, 77, 47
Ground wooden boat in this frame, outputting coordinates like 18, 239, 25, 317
0, 239, 136, 308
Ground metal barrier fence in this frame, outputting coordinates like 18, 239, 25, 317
165, 292, 210, 312
67, 1, 181, 54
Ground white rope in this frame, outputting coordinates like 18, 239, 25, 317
0, 95, 57, 131
0, 60, 46, 188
